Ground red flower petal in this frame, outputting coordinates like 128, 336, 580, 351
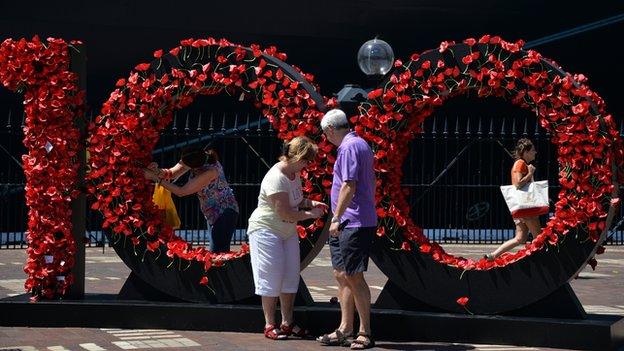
134, 63, 151, 71
368, 88, 383, 100
456, 297, 469, 306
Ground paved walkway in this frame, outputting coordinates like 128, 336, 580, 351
1, 244, 623, 350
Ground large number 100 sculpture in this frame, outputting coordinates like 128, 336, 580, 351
0, 35, 622, 315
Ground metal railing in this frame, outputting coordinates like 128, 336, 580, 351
1, 107, 623, 249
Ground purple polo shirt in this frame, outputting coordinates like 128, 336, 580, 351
331, 131, 377, 228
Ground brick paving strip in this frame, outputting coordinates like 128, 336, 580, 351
1, 245, 623, 350
0, 328, 564, 351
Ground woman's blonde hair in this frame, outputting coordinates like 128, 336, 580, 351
279, 136, 318, 163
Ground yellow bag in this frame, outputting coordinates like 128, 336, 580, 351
152, 184, 181, 229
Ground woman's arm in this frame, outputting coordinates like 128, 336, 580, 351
271, 192, 322, 222
298, 198, 312, 209
299, 198, 329, 212
512, 166, 535, 188
298, 198, 319, 209
158, 162, 189, 180
159, 168, 217, 197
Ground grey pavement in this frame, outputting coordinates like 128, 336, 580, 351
1, 244, 623, 350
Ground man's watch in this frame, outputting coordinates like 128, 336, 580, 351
331, 217, 341, 224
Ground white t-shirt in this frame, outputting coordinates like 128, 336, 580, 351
247, 163, 303, 239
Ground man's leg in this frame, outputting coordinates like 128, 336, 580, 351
318, 232, 354, 343
335, 269, 355, 335
345, 272, 371, 338
340, 227, 375, 348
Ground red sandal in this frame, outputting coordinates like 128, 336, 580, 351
264, 324, 288, 340
281, 323, 311, 339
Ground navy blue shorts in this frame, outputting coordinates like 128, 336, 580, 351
329, 226, 376, 276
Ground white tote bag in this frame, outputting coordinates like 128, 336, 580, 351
500, 180, 549, 219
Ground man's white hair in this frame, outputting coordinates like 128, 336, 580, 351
321, 109, 349, 130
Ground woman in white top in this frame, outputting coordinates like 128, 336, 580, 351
247, 136, 328, 340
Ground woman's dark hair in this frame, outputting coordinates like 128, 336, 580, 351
514, 138, 534, 160
181, 147, 218, 168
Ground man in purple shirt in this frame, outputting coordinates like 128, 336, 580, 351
316, 109, 377, 349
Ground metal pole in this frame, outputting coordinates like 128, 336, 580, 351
68, 43, 86, 299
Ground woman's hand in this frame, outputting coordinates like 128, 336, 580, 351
307, 207, 324, 219
146, 162, 166, 179
147, 162, 159, 171
310, 200, 329, 213
143, 168, 159, 182
527, 164, 536, 175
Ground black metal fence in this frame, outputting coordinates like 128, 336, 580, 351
1, 107, 623, 249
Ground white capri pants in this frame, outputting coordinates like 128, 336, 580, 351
248, 229, 300, 297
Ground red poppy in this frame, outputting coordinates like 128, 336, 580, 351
85, 37, 330, 287
355, 35, 622, 273
463, 38, 476, 46
0, 37, 84, 299
297, 225, 307, 239
368, 88, 383, 100
438, 41, 452, 53
134, 63, 151, 71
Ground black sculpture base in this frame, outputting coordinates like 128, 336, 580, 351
118, 272, 185, 302
117, 272, 314, 306
375, 280, 587, 319
1, 294, 623, 350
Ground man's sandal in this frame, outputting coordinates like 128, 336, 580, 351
350, 332, 375, 349
316, 329, 352, 346
264, 324, 288, 340
281, 323, 311, 339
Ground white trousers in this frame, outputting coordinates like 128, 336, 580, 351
248, 229, 300, 297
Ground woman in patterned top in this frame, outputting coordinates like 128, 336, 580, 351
485, 138, 540, 261
144, 147, 239, 253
